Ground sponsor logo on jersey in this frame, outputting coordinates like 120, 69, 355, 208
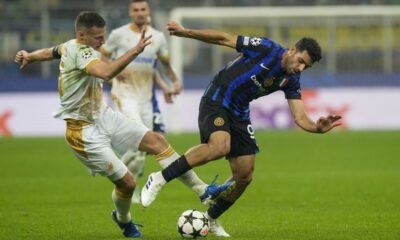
250, 37, 262, 46
214, 117, 225, 127
251, 75, 267, 91
260, 63, 270, 70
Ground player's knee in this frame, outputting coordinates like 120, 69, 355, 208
120, 178, 136, 194
139, 131, 168, 154
234, 170, 253, 186
210, 142, 230, 159
116, 173, 136, 194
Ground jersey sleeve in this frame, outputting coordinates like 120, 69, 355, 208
157, 33, 169, 59
76, 47, 101, 73
102, 30, 119, 54
235, 35, 277, 56
283, 75, 302, 99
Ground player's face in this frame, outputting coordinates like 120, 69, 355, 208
285, 48, 313, 75
81, 26, 106, 51
129, 2, 150, 26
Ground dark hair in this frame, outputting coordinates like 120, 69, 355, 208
295, 37, 322, 63
131, 0, 148, 3
75, 11, 106, 31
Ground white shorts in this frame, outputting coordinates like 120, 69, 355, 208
112, 95, 154, 130
64, 107, 149, 181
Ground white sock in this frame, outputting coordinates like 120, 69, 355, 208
156, 146, 207, 196
121, 150, 137, 165
112, 189, 132, 223
126, 151, 146, 179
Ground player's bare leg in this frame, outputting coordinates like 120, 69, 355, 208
184, 131, 231, 165
121, 150, 145, 203
205, 155, 254, 237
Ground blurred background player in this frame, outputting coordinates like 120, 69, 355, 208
141, 21, 343, 237
100, 0, 226, 204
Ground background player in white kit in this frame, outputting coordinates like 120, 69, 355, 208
100, 0, 213, 203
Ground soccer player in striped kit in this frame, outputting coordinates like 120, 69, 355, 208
142, 21, 342, 237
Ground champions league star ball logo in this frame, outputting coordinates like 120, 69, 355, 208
250, 37, 262, 46
81, 48, 93, 59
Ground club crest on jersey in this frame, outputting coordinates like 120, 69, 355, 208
250, 37, 262, 46
264, 77, 276, 87
214, 117, 225, 127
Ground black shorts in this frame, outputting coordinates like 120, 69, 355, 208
198, 98, 259, 159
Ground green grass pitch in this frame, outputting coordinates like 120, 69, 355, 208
0, 131, 399, 240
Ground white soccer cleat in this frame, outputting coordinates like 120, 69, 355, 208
205, 212, 231, 237
140, 171, 166, 207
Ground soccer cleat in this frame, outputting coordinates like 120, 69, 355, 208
111, 210, 143, 238
205, 212, 231, 237
200, 176, 236, 206
140, 171, 166, 207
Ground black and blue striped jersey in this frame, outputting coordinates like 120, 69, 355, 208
203, 36, 302, 120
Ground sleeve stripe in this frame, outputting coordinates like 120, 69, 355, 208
84, 59, 100, 74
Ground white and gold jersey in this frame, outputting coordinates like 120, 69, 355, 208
53, 39, 105, 123
102, 24, 168, 102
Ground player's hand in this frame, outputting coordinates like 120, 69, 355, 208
173, 81, 182, 95
163, 90, 174, 104
15, 50, 30, 69
316, 115, 342, 133
167, 21, 186, 37
135, 28, 152, 54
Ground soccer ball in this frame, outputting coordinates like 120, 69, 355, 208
177, 210, 209, 238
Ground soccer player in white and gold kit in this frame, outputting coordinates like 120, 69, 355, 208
15, 11, 176, 238
100, 0, 211, 202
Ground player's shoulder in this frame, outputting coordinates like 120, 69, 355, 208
61, 39, 79, 54
65, 40, 98, 58
110, 24, 131, 35
239, 35, 282, 49
148, 26, 166, 38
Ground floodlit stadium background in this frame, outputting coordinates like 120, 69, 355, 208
1, 0, 400, 136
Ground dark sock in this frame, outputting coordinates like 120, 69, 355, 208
207, 198, 235, 219
161, 155, 192, 182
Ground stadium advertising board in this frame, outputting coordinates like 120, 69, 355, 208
1, 88, 399, 136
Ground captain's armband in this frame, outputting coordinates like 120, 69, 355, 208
52, 45, 62, 59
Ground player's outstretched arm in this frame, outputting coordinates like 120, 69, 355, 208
154, 71, 175, 104
87, 29, 152, 81
166, 21, 237, 49
15, 47, 57, 69
158, 55, 182, 94
288, 99, 342, 133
